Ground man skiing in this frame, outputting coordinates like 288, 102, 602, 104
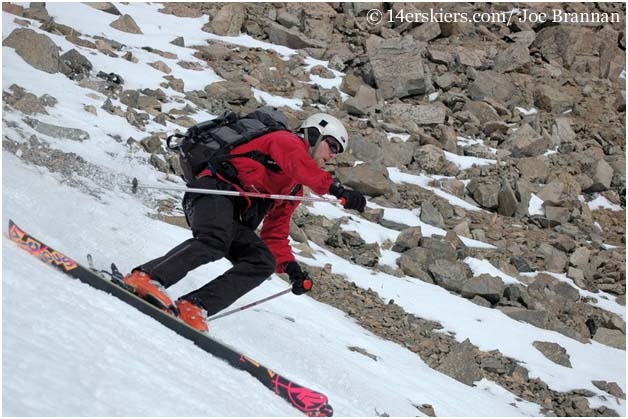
123, 113, 366, 332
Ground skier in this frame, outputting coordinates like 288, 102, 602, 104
123, 113, 366, 331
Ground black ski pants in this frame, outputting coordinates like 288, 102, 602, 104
138, 179, 276, 316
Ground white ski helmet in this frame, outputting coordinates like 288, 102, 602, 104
300, 113, 348, 153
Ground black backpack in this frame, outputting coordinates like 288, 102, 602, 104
167, 107, 290, 184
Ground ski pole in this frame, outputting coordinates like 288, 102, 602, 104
206, 288, 292, 322
122, 179, 334, 203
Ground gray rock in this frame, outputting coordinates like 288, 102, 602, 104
591, 381, 626, 399
537, 180, 564, 204
462, 101, 500, 125
467, 178, 500, 209
436, 339, 482, 385
505, 30, 536, 47
480, 357, 507, 374
593, 328, 626, 350
533, 341, 572, 367
86, 2, 121, 15
23, 117, 89, 141
428, 260, 469, 292
410, 230, 446, 249
536, 243, 568, 272
335, 164, 394, 198
455, 46, 487, 69
366, 35, 433, 99
553, 282, 580, 302
467, 71, 517, 103
170, 36, 185, 47
3, 28, 63, 74
552, 117, 577, 143
344, 85, 377, 116
500, 307, 551, 329
120, 90, 140, 108
397, 247, 434, 281
23, 3, 49, 21
534, 85, 575, 114
11, 93, 48, 115
544, 206, 570, 225
410, 22, 441, 42
569, 247, 591, 268
392, 227, 422, 252
412, 144, 448, 175
204, 81, 253, 106
206, 4, 245, 36
515, 157, 550, 182
420, 200, 445, 228
497, 178, 518, 217
60, 49, 93, 81
493, 43, 531, 73
434, 73, 459, 91
266, 21, 326, 49
461, 274, 505, 304
501, 123, 549, 158
583, 158, 614, 193
383, 103, 447, 126
110, 14, 143, 34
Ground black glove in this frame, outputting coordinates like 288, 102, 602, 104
329, 182, 366, 212
284, 261, 313, 295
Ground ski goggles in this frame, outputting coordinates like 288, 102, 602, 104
324, 137, 342, 154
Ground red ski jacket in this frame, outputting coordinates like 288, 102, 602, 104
226, 130, 335, 272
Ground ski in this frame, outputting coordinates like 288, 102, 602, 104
8, 220, 333, 417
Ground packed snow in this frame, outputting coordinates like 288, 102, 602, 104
2, 2, 625, 417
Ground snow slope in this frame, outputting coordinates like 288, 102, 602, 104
2, 2, 625, 417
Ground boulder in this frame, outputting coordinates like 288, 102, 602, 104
366, 35, 433, 99
344, 85, 377, 116
398, 247, 434, 281
501, 123, 549, 158
335, 164, 394, 198
497, 178, 518, 217
493, 43, 531, 73
583, 158, 614, 193
436, 339, 483, 385
60, 49, 93, 81
383, 103, 447, 127
467, 71, 517, 103
110, 14, 143, 34
4, 28, 63, 74
393, 227, 422, 252
206, 4, 245, 36
428, 260, 469, 292
467, 178, 500, 209
593, 328, 626, 350
534, 85, 575, 114
266, 21, 327, 49
532, 341, 572, 367
461, 274, 505, 304
420, 200, 445, 228
23, 117, 89, 141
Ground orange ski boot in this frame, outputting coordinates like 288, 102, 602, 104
122, 270, 175, 313
176, 299, 209, 332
